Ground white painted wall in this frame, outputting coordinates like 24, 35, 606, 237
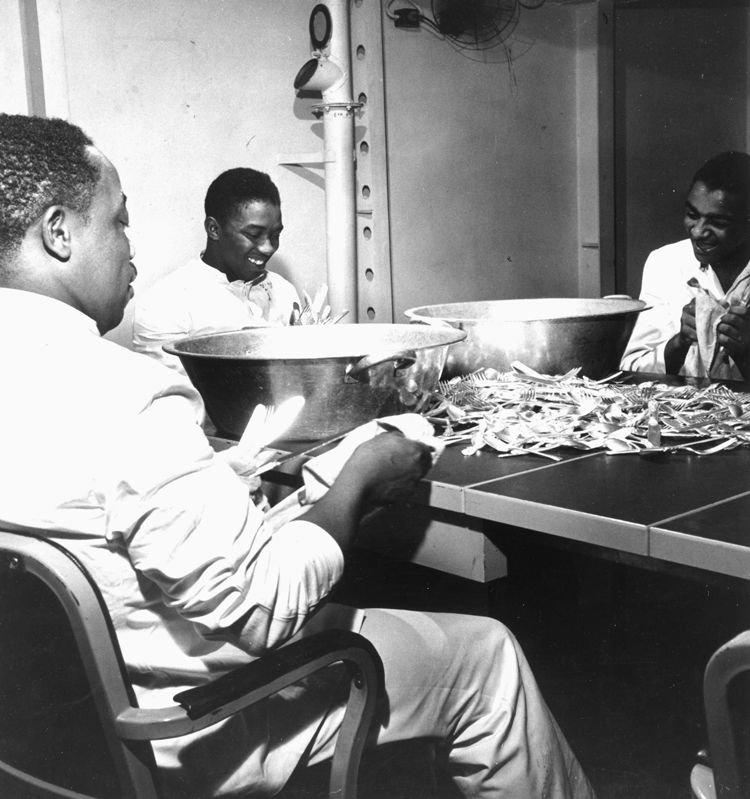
4, 0, 330, 347
6, 1, 750, 345
2, 1, 29, 113
4, 0, 591, 345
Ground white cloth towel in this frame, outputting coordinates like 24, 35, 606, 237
264, 413, 444, 531
689, 268, 750, 379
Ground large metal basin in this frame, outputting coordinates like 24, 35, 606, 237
164, 323, 466, 441
404, 298, 648, 379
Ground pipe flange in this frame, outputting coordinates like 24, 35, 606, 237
312, 101, 363, 117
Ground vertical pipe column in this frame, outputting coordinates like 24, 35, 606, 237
318, 0, 358, 320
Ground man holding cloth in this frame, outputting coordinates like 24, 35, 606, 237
622, 151, 750, 380
0, 113, 594, 799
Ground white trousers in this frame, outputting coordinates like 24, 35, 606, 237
307, 609, 596, 799
153, 608, 596, 798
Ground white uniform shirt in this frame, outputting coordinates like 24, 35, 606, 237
0, 288, 345, 795
133, 257, 300, 374
621, 238, 750, 380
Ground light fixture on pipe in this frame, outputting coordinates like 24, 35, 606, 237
293, 1, 360, 321
293, 57, 344, 95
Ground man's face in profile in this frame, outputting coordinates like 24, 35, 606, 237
70, 148, 136, 333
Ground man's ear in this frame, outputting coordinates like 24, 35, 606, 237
204, 216, 221, 241
40, 206, 72, 261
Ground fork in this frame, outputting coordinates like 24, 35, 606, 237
238, 395, 305, 456
238, 403, 276, 452
638, 384, 657, 402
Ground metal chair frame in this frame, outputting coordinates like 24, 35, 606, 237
0, 528, 383, 799
691, 629, 750, 799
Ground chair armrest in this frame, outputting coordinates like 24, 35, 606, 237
174, 629, 382, 720
703, 629, 750, 798
116, 629, 383, 741
172, 628, 384, 799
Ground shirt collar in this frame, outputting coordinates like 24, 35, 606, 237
196, 255, 268, 288
194, 255, 230, 285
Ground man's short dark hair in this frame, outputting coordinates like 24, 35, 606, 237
691, 151, 750, 213
0, 114, 100, 262
204, 167, 281, 226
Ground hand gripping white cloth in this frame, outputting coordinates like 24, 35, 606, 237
264, 413, 444, 532
687, 267, 750, 379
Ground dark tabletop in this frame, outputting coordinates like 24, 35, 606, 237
215, 372, 750, 580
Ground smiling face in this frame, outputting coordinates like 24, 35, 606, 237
70, 148, 136, 333
683, 181, 750, 271
205, 199, 283, 283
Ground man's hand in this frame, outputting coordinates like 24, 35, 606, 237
678, 298, 698, 347
665, 298, 697, 373
346, 432, 434, 505
299, 432, 434, 550
716, 304, 750, 378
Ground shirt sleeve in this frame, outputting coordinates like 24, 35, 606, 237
620, 249, 684, 373
104, 391, 344, 655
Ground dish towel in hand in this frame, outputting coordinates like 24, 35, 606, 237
688, 269, 750, 379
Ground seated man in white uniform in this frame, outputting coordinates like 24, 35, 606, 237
133, 166, 300, 374
0, 113, 596, 799
621, 151, 750, 381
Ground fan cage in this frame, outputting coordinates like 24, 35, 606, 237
431, 0, 521, 49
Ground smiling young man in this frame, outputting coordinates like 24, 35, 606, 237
132, 167, 300, 373
621, 151, 750, 380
